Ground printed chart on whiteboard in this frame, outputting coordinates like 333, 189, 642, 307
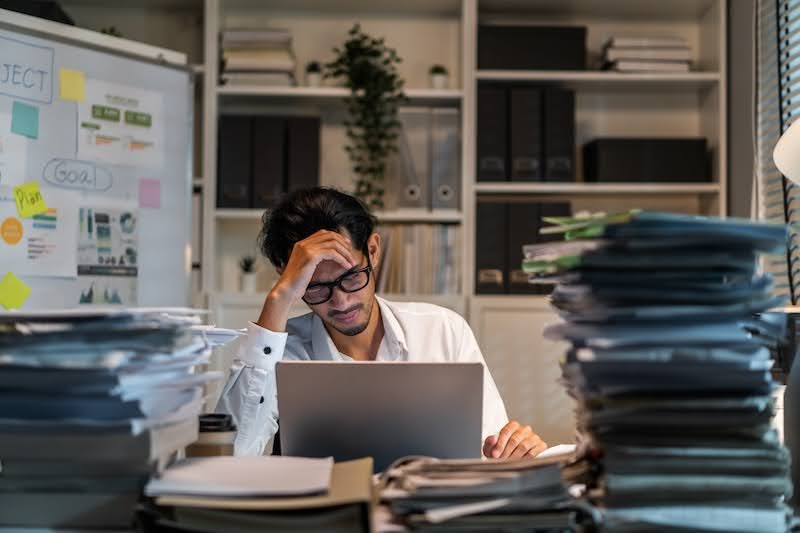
77, 79, 165, 169
76, 205, 139, 305
0, 187, 78, 278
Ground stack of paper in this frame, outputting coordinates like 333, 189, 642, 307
220, 28, 296, 86
378, 454, 596, 531
140, 457, 372, 532
0, 308, 222, 529
524, 211, 793, 532
602, 36, 692, 72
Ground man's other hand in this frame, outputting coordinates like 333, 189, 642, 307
483, 420, 547, 459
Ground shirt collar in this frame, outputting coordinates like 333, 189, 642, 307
309, 295, 408, 361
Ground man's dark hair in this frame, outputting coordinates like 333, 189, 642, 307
259, 187, 377, 268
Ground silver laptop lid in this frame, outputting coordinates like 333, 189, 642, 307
276, 361, 483, 471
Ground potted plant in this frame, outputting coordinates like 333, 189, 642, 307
239, 255, 257, 293
325, 24, 406, 209
305, 61, 322, 87
429, 64, 448, 89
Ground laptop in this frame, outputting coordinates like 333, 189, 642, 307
276, 361, 483, 471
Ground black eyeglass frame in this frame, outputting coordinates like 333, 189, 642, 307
301, 255, 374, 306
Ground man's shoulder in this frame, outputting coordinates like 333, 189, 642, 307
286, 310, 314, 337
380, 297, 465, 326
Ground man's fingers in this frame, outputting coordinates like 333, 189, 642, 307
491, 421, 520, 458
483, 435, 498, 458
509, 438, 536, 459
527, 440, 548, 457
500, 425, 532, 459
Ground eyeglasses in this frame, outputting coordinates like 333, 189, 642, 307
302, 259, 373, 305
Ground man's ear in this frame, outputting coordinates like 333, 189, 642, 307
367, 232, 381, 268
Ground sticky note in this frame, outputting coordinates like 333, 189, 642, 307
0, 272, 31, 310
59, 68, 86, 102
11, 101, 39, 139
13, 181, 48, 218
139, 178, 161, 208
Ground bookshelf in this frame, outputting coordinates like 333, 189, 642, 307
61, 0, 729, 443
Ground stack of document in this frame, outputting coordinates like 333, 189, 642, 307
378, 454, 595, 531
141, 456, 373, 532
220, 28, 296, 86
602, 35, 692, 72
524, 211, 793, 532
0, 308, 223, 529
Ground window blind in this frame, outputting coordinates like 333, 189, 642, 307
758, 0, 795, 300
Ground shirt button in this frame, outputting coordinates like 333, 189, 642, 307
259, 396, 265, 404
263, 346, 271, 355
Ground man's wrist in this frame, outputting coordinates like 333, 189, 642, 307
258, 286, 295, 331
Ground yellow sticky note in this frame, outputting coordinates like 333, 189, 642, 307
59, 68, 85, 102
13, 182, 48, 218
0, 272, 31, 310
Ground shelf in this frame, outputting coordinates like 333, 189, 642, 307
374, 208, 463, 223
215, 208, 264, 220
217, 86, 463, 107
479, 0, 716, 20
191, 64, 205, 75
223, 0, 461, 15
216, 207, 463, 223
473, 182, 721, 195
476, 71, 720, 91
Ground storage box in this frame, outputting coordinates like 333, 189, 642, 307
478, 25, 586, 70
583, 138, 710, 183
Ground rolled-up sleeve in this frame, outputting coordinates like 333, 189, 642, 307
215, 322, 288, 456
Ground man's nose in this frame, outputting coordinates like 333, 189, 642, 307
328, 286, 350, 308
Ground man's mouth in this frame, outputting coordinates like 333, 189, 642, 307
330, 305, 360, 324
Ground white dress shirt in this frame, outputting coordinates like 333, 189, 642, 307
215, 296, 509, 456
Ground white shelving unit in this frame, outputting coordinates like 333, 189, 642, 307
62, 0, 729, 442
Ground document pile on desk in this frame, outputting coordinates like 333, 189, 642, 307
140, 456, 373, 532
524, 211, 793, 532
378, 454, 595, 531
0, 308, 223, 530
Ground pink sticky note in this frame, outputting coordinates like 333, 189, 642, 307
139, 178, 161, 208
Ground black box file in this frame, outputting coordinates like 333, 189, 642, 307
477, 86, 508, 181
543, 88, 575, 182
583, 138, 710, 183
478, 25, 586, 71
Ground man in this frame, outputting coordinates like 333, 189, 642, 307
217, 187, 547, 459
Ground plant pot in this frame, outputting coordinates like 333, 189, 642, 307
306, 72, 322, 87
240, 272, 257, 293
430, 73, 448, 89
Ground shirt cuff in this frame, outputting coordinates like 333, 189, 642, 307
237, 321, 288, 371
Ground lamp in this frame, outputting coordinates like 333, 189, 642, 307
773, 119, 800, 511
774, 119, 800, 183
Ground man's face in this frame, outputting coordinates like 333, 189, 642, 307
305, 232, 379, 337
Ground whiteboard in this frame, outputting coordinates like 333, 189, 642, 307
0, 9, 192, 308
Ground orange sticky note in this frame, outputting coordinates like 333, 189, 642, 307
0, 272, 31, 310
13, 181, 48, 218
59, 68, 85, 102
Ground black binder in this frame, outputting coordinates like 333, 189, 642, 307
543, 88, 575, 182
252, 116, 285, 209
477, 86, 507, 181
217, 115, 252, 208
506, 203, 540, 293
510, 88, 543, 181
507, 202, 571, 294
476, 202, 507, 294
287, 117, 320, 192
